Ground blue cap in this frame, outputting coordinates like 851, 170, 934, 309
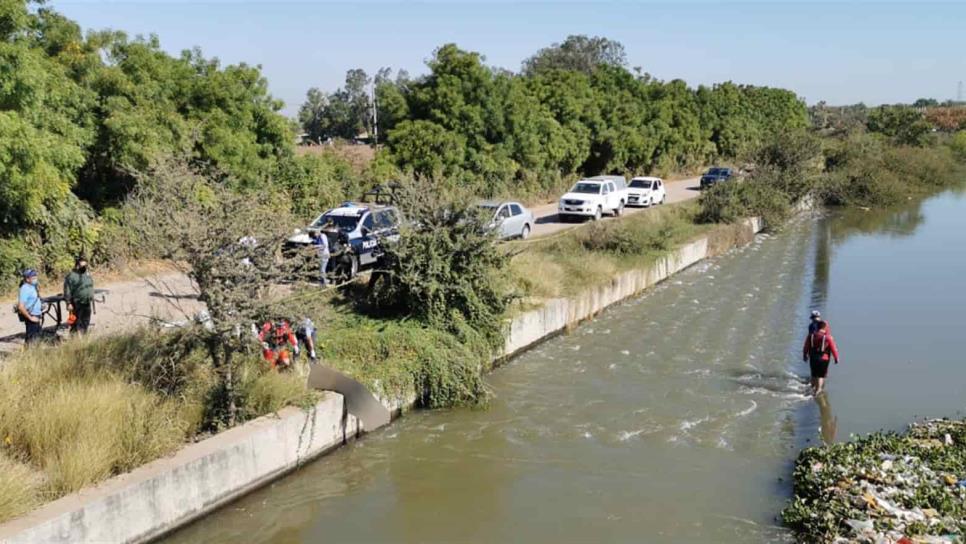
22, 268, 38, 278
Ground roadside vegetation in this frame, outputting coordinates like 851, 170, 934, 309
508, 202, 710, 302
697, 122, 966, 228
783, 419, 966, 543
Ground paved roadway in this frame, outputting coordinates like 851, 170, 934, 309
528, 176, 702, 238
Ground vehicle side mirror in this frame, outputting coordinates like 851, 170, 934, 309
361, 226, 371, 236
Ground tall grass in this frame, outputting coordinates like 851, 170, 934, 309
0, 453, 43, 523
0, 353, 193, 496
0, 328, 318, 523
508, 203, 706, 300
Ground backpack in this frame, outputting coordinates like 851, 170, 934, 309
809, 331, 829, 361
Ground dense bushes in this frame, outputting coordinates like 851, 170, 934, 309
302, 38, 808, 200
365, 181, 511, 350
698, 129, 966, 226
0, 2, 296, 284
821, 136, 964, 208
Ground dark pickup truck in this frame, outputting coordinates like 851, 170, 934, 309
699, 167, 735, 189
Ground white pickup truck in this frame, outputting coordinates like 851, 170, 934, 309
557, 175, 629, 221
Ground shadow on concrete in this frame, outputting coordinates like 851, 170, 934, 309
148, 291, 199, 301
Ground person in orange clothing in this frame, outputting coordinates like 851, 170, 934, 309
802, 320, 840, 396
258, 320, 298, 370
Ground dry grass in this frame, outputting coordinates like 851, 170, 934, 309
0, 327, 316, 522
296, 143, 375, 175
0, 354, 193, 497
0, 452, 44, 523
508, 202, 708, 302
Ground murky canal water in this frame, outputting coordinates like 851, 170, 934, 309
167, 190, 966, 544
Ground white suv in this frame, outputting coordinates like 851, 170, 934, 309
558, 177, 628, 221
627, 177, 666, 207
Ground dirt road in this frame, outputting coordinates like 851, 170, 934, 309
529, 176, 700, 238
0, 177, 702, 353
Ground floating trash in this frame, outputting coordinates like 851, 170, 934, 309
783, 419, 966, 542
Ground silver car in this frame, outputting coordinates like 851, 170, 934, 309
478, 200, 535, 240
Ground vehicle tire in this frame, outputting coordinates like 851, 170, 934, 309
593, 206, 602, 221
614, 200, 624, 217
661, 194, 666, 204
520, 224, 531, 240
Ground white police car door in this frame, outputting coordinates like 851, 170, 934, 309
358, 213, 379, 266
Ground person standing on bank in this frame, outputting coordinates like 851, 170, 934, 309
17, 269, 43, 345
312, 228, 330, 287
802, 320, 840, 396
63, 256, 94, 334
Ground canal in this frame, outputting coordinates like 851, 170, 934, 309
166, 189, 966, 543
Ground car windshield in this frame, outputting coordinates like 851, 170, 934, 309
708, 168, 729, 176
312, 213, 360, 231
571, 183, 601, 194
629, 180, 653, 189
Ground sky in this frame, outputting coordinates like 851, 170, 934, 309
51, 1, 966, 117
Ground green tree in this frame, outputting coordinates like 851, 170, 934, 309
867, 105, 932, 146
522, 35, 627, 76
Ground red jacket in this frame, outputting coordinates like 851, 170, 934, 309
259, 321, 297, 349
803, 329, 839, 363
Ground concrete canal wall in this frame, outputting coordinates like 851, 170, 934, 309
0, 217, 762, 544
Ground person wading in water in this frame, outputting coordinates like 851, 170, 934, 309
802, 320, 840, 395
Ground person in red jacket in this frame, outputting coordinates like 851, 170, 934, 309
259, 320, 298, 370
802, 320, 839, 395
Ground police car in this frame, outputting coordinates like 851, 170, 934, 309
286, 203, 403, 279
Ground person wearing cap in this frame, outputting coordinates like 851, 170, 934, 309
803, 320, 840, 395
808, 310, 830, 334
17, 269, 43, 344
63, 256, 95, 334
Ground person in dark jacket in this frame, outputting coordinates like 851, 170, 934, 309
63, 256, 94, 334
802, 320, 840, 395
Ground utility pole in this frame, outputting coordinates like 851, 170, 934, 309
371, 82, 378, 148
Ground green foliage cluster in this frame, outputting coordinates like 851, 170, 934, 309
698, 131, 823, 226
0, 1, 299, 286
867, 105, 933, 146
950, 131, 966, 162
365, 181, 511, 350
782, 419, 966, 543
698, 128, 966, 226
319, 310, 491, 409
301, 38, 808, 199
821, 134, 964, 208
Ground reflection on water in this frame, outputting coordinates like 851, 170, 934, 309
815, 393, 837, 445
166, 189, 966, 544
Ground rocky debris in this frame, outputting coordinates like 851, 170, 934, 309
783, 419, 966, 543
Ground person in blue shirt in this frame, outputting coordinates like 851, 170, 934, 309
17, 269, 43, 345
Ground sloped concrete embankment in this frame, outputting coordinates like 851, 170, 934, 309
0, 217, 762, 544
